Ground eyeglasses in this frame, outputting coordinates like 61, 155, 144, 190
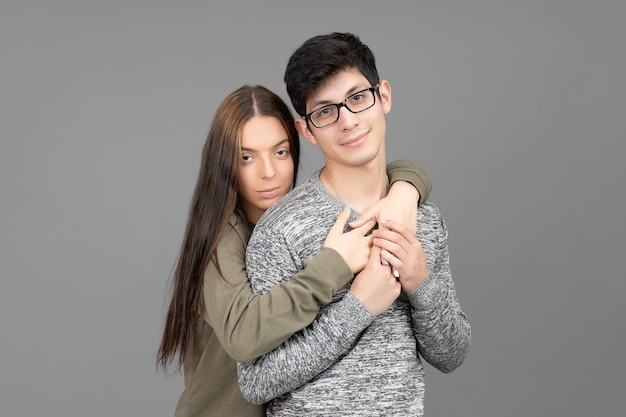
304, 85, 380, 128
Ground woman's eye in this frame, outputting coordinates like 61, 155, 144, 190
276, 149, 289, 157
242, 155, 252, 162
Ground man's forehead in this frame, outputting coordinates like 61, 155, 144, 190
307, 70, 368, 108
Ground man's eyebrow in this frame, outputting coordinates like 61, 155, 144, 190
309, 83, 366, 109
241, 138, 289, 152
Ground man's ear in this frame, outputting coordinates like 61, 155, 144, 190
378, 80, 392, 115
294, 118, 317, 145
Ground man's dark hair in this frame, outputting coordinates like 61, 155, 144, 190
284, 32, 380, 116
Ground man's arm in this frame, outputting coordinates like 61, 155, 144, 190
373, 206, 471, 373
408, 211, 471, 373
237, 291, 373, 404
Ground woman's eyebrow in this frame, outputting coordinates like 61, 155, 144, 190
241, 138, 289, 152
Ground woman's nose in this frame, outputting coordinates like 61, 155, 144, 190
261, 158, 275, 179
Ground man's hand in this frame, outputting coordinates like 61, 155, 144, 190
350, 245, 401, 316
373, 219, 429, 293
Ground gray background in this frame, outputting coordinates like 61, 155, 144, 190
1, 1, 624, 416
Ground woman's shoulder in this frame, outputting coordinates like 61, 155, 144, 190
220, 209, 253, 248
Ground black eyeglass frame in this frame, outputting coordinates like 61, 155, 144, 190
303, 84, 380, 128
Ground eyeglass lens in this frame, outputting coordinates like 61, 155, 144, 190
309, 87, 376, 128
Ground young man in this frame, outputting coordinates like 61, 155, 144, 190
238, 32, 471, 416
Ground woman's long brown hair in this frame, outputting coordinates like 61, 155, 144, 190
157, 85, 300, 372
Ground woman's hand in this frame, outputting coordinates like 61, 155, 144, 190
323, 206, 376, 274
349, 181, 419, 235
373, 219, 429, 293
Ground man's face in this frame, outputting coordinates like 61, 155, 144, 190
295, 68, 392, 170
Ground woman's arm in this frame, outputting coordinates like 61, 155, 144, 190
351, 159, 432, 232
387, 159, 432, 206
205, 210, 375, 363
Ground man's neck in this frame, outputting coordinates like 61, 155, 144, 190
321, 160, 388, 213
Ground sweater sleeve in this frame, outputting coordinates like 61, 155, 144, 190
237, 292, 373, 404
386, 159, 432, 205
237, 224, 374, 405
406, 207, 471, 373
204, 222, 354, 363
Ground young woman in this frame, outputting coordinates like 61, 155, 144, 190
157, 85, 432, 416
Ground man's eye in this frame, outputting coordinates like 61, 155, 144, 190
350, 94, 363, 103
316, 107, 333, 119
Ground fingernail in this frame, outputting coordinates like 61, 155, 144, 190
347, 221, 356, 226
343, 204, 350, 212
382, 259, 389, 266
393, 268, 400, 278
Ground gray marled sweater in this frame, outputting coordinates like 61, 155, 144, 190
238, 171, 471, 417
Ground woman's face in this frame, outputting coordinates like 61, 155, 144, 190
237, 116, 295, 224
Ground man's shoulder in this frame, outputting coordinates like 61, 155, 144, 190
417, 201, 447, 242
418, 201, 441, 218
417, 201, 445, 227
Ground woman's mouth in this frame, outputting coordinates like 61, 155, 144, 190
257, 187, 281, 199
